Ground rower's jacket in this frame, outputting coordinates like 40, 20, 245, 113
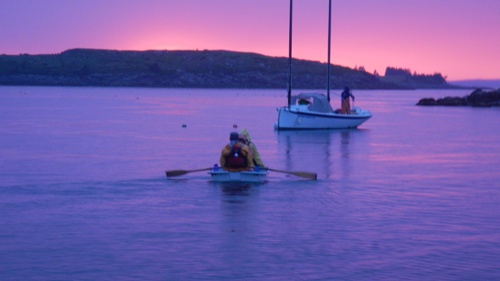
240, 129, 265, 168
220, 141, 254, 172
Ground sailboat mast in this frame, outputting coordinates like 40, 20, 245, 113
327, 0, 332, 102
287, 0, 293, 107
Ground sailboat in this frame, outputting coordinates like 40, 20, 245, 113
274, 0, 372, 130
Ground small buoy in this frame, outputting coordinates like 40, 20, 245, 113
232, 124, 238, 128
182, 124, 187, 128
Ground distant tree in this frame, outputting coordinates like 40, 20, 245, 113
385, 67, 412, 77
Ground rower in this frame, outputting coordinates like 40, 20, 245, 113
219, 132, 254, 172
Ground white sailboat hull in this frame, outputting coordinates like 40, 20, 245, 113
275, 105, 372, 130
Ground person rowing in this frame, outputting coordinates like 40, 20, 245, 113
219, 132, 254, 172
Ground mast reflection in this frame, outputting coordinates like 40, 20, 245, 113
276, 130, 356, 179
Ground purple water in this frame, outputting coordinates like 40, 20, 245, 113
1, 86, 499, 280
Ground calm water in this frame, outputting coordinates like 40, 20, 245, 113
1, 86, 499, 280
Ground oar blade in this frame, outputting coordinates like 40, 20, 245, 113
165, 170, 189, 177
289, 171, 317, 180
268, 168, 317, 180
165, 168, 211, 177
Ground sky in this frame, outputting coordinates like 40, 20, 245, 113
1, 0, 499, 81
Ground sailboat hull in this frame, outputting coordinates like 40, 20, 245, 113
275, 106, 372, 130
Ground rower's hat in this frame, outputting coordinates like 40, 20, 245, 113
229, 132, 239, 140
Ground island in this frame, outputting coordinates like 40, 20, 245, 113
1, 49, 457, 90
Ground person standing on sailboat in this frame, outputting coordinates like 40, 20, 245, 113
341, 87, 355, 114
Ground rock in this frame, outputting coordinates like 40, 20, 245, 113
417, 88, 500, 107
416, 97, 437, 106
467, 88, 500, 107
436, 96, 467, 106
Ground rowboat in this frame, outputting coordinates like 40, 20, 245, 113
208, 168, 268, 183
165, 167, 315, 181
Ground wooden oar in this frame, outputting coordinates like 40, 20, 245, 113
165, 168, 211, 177
267, 168, 317, 180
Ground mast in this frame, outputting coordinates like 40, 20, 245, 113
327, 0, 332, 102
287, 0, 293, 107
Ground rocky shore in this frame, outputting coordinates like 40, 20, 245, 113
417, 88, 500, 107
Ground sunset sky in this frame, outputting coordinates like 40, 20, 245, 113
1, 0, 499, 80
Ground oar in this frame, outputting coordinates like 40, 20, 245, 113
267, 168, 317, 180
165, 168, 211, 177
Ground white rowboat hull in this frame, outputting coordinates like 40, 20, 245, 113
209, 169, 268, 183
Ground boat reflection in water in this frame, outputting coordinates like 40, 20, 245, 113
215, 181, 265, 206
276, 129, 367, 180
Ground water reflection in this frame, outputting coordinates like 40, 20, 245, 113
215, 182, 266, 202
340, 131, 351, 159
215, 181, 264, 264
275, 130, 357, 179
219, 182, 254, 198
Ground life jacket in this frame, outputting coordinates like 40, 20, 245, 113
225, 144, 247, 168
